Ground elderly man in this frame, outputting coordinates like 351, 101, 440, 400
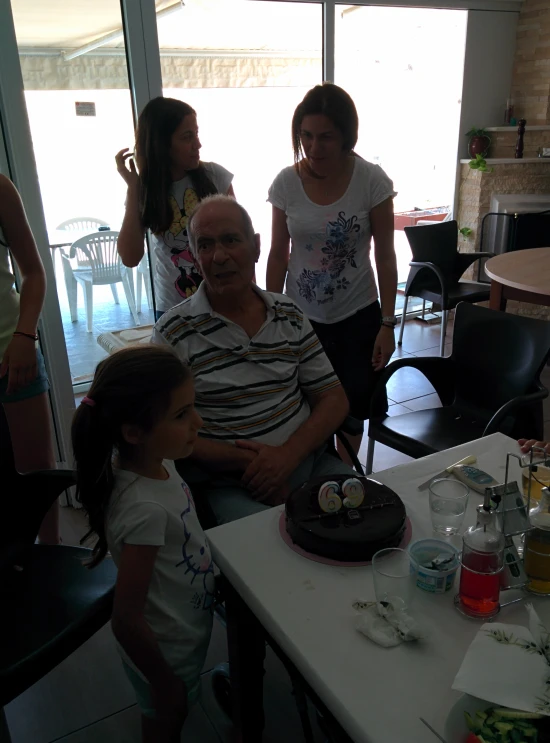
152, 194, 356, 524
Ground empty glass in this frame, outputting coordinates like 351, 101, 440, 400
372, 547, 415, 610
429, 478, 469, 536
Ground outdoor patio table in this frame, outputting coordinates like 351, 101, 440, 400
486, 247, 550, 311
206, 433, 550, 743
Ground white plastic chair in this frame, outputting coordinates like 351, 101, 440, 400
61, 231, 139, 333
56, 217, 109, 232
56, 217, 123, 305
136, 253, 153, 313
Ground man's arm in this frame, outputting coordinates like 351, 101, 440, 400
239, 384, 349, 499
284, 384, 349, 464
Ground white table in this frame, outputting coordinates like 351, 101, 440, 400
47, 229, 101, 249
207, 433, 549, 743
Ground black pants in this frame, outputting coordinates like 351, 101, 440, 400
310, 301, 388, 427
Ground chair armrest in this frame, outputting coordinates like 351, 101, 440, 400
370, 356, 454, 417
455, 252, 496, 279
338, 416, 364, 437
483, 385, 549, 435
408, 261, 448, 303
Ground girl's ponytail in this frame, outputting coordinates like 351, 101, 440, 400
72, 400, 117, 567
71, 346, 191, 567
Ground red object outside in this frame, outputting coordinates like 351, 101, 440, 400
394, 208, 449, 231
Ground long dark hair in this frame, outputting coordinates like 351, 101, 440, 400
291, 83, 359, 174
71, 345, 192, 567
135, 97, 218, 234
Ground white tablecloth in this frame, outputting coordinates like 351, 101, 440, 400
207, 433, 546, 743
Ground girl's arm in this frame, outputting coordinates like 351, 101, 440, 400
0, 175, 46, 336
371, 196, 398, 371
266, 206, 290, 293
111, 543, 188, 725
115, 149, 146, 268
0, 175, 46, 393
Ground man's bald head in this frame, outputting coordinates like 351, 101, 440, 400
187, 194, 255, 256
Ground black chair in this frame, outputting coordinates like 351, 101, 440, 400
366, 302, 550, 474
398, 220, 494, 355
0, 469, 117, 742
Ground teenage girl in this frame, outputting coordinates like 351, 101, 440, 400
72, 345, 212, 743
115, 96, 234, 319
267, 83, 398, 459
0, 174, 58, 543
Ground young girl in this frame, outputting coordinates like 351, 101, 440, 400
266, 83, 398, 460
0, 174, 58, 543
115, 97, 235, 319
72, 345, 212, 743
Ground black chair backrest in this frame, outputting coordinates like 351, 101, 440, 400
451, 302, 550, 419
404, 220, 458, 273
1, 469, 77, 571
513, 211, 550, 251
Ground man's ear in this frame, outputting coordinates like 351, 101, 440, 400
253, 233, 261, 263
121, 423, 145, 446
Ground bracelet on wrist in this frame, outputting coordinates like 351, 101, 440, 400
13, 330, 38, 341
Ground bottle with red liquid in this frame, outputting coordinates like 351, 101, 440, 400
457, 491, 505, 618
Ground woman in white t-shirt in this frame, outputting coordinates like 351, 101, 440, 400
72, 345, 213, 743
267, 83, 398, 458
116, 97, 234, 318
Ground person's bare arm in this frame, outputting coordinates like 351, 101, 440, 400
111, 544, 188, 731
115, 149, 145, 268
266, 206, 290, 293
371, 197, 397, 371
238, 385, 349, 499
0, 175, 46, 336
190, 437, 256, 473
0, 175, 46, 392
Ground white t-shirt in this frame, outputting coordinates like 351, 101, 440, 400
106, 460, 215, 678
267, 158, 396, 324
150, 162, 233, 313
0, 227, 20, 361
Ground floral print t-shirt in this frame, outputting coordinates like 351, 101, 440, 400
150, 162, 233, 313
267, 158, 396, 324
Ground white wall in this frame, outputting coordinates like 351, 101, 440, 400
458, 10, 519, 159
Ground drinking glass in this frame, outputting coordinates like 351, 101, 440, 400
429, 479, 469, 536
372, 547, 414, 610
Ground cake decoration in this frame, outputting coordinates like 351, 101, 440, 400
342, 477, 365, 508
318, 481, 342, 513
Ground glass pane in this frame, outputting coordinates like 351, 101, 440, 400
335, 5, 467, 313
12, 1, 149, 387
157, 0, 322, 288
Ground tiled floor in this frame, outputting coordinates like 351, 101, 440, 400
7, 313, 550, 743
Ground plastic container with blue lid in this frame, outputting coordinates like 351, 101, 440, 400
409, 538, 460, 593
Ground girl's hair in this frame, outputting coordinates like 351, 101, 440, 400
135, 97, 218, 234
71, 345, 192, 567
291, 83, 359, 170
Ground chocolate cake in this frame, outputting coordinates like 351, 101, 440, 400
285, 474, 407, 562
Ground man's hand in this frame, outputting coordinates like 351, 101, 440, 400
519, 438, 550, 455
236, 440, 298, 501
372, 324, 395, 371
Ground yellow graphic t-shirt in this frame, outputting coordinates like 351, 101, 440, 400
150, 162, 233, 313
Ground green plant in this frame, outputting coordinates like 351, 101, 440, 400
466, 127, 490, 138
469, 153, 493, 173
459, 227, 473, 238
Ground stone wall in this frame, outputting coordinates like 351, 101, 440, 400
491, 127, 550, 158
510, 0, 550, 124
457, 160, 550, 319
19, 54, 319, 91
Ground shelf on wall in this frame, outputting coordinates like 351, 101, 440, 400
459, 158, 550, 164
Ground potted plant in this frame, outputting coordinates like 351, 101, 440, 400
466, 127, 491, 158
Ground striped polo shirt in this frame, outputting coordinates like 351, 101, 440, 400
152, 283, 340, 446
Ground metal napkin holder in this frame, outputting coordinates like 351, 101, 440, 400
490, 447, 550, 592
